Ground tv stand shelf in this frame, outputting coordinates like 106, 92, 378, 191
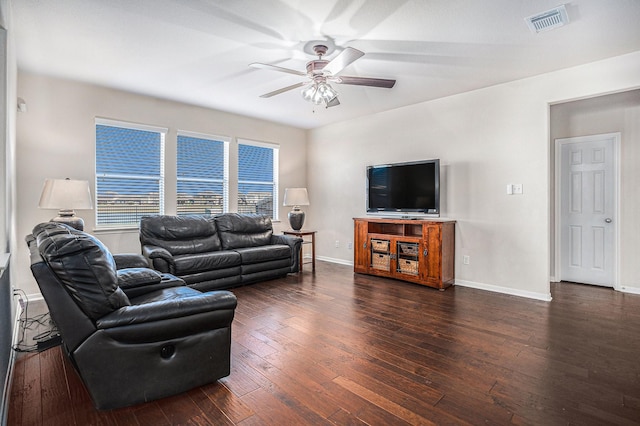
354, 217, 455, 290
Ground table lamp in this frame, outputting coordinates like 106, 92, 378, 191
283, 188, 309, 231
38, 178, 93, 231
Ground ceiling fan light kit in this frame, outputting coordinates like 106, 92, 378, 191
301, 79, 338, 106
250, 43, 396, 108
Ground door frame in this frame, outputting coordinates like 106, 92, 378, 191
553, 132, 621, 289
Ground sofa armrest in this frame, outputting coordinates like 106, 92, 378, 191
271, 234, 303, 272
96, 290, 237, 329
142, 245, 175, 273
113, 253, 149, 269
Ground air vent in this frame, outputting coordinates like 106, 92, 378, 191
525, 5, 569, 33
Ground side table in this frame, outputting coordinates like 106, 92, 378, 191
283, 230, 316, 272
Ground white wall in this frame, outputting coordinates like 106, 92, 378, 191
15, 71, 307, 296
15, 51, 640, 300
307, 50, 640, 301
1, 0, 19, 422
550, 90, 640, 292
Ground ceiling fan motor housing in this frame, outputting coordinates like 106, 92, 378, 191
306, 60, 329, 75
313, 44, 328, 56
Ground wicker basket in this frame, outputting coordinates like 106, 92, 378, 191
371, 239, 390, 252
398, 259, 419, 275
398, 243, 419, 256
371, 253, 390, 271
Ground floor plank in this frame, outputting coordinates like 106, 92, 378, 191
7, 261, 640, 425
19, 353, 42, 425
6, 349, 25, 426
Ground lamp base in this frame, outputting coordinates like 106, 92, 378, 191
51, 209, 84, 231
288, 209, 305, 231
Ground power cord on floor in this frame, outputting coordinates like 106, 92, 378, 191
11, 290, 60, 353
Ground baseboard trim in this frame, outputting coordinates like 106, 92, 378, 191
316, 256, 353, 267
455, 279, 553, 302
1, 295, 24, 426
316, 259, 553, 301
26, 293, 43, 302
617, 285, 640, 295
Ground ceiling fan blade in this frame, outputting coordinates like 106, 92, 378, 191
326, 97, 340, 108
323, 47, 364, 76
250, 62, 306, 77
259, 81, 307, 98
336, 75, 396, 88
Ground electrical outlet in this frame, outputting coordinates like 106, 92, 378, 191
507, 183, 523, 195
513, 184, 523, 194
463, 255, 470, 265
348, 241, 353, 250
335, 240, 340, 248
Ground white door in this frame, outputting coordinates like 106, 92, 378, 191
557, 134, 618, 287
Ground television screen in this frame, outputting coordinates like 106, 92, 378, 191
367, 159, 440, 215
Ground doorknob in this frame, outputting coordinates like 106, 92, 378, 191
605, 218, 612, 223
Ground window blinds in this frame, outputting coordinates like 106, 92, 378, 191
177, 134, 229, 216
95, 123, 165, 227
238, 141, 278, 218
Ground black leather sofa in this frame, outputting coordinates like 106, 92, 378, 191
140, 213, 303, 291
27, 222, 237, 410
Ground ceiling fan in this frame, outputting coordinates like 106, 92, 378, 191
250, 44, 396, 108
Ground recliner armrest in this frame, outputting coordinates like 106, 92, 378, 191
118, 267, 162, 287
142, 245, 175, 273
113, 253, 149, 269
117, 268, 185, 298
96, 290, 237, 329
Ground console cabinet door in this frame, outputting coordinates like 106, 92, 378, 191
353, 220, 369, 273
424, 224, 442, 284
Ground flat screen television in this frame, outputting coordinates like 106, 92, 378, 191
366, 159, 440, 216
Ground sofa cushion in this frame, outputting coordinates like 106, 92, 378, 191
32, 222, 130, 321
215, 213, 273, 250
140, 215, 222, 255
173, 251, 241, 275
234, 245, 291, 264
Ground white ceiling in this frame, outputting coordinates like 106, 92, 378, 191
12, 0, 640, 129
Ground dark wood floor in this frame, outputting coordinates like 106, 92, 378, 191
8, 261, 640, 425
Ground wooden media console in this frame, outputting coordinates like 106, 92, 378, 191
353, 217, 455, 290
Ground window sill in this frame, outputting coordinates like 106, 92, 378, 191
92, 227, 139, 234
93, 218, 281, 234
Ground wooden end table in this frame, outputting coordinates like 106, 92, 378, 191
283, 230, 316, 272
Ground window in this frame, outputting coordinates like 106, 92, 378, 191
177, 132, 229, 216
95, 119, 166, 228
237, 139, 279, 219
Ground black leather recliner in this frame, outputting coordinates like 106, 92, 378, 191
26, 222, 238, 410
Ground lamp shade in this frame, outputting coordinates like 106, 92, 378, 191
283, 188, 309, 207
38, 178, 93, 210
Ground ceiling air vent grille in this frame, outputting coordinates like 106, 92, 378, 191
525, 5, 569, 33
